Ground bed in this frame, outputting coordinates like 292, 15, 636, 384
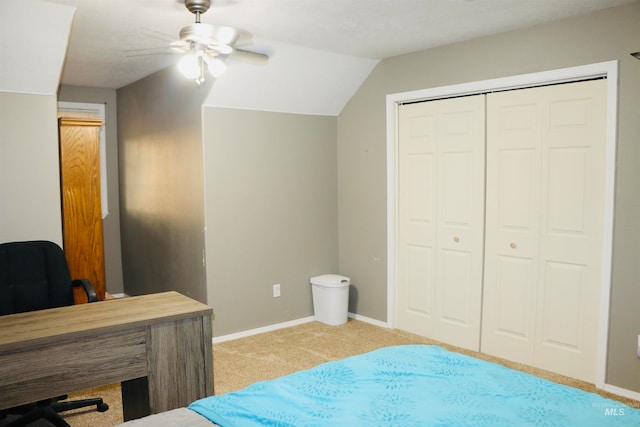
117, 345, 640, 426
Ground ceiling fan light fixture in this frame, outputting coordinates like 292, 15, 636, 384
171, 0, 265, 85
204, 56, 226, 78
178, 53, 202, 80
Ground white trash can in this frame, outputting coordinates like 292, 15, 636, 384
309, 274, 350, 326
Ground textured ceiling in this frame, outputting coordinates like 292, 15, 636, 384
44, 0, 636, 89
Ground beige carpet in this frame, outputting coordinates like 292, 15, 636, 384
15, 319, 638, 426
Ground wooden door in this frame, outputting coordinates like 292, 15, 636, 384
58, 117, 106, 302
396, 95, 485, 351
482, 79, 607, 381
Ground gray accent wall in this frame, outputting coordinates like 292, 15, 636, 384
203, 107, 339, 336
57, 86, 124, 295
116, 66, 210, 303
337, 3, 640, 392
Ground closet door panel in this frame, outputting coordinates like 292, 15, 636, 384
482, 87, 541, 364
439, 249, 473, 325
440, 152, 473, 224
438, 151, 475, 330
435, 96, 485, 350
535, 79, 607, 382
397, 95, 485, 351
484, 79, 606, 382
540, 261, 585, 349
494, 256, 535, 337
405, 244, 433, 315
397, 102, 438, 337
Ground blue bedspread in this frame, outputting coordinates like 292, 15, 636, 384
189, 345, 640, 427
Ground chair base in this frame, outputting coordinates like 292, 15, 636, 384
0, 396, 108, 427
52, 397, 109, 414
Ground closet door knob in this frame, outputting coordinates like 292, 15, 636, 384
510, 242, 517, 249
453, 236, 460, 243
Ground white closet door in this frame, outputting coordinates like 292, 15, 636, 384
435, 96, 486, 350
482, 79, 607, 382
482, 86, 542, 365
397, 100, 438, 338
397, 95, 485, 350
535, 79, 606, 381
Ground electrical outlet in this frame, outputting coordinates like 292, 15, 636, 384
273, 284, 281, 298
637, 335, 640, 359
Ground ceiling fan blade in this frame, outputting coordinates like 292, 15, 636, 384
124, 46, 184, 57
180, 23, 242, 46
138, 27, 178, 43
234, 29, 253, 46
207, 43, 233, 55
230, 48, 269, 65
170, 41, 188, 49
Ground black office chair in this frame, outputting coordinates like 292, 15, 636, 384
0, 240, 109, 427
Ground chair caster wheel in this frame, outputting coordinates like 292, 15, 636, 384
97, 403, 109, 412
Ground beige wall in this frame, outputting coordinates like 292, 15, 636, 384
338, 2, 640, 392
0, 92, 62, 245
57, 85, 124, 295
116, 66, 211, 303
203, 108, 339, 336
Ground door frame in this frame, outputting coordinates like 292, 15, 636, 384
385, 61, 618, 390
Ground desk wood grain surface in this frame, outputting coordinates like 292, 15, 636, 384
0, 291, 212, 352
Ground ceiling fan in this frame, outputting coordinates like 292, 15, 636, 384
171, 0, 269, 84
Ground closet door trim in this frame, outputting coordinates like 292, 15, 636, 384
386, 60, 618, 390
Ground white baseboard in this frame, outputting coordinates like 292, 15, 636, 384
212, 312, 389, 344
348, 312, 390, 328
109, 293, 129, 298
602, 383, 640, 403
213, 316, 315, 344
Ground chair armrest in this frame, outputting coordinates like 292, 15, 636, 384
72, 279, 98, 303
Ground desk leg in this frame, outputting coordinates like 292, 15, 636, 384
146, 316, 213, 413
121, 377, 151, 421
120, 315, 213, 421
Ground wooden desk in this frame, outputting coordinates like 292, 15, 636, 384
0, 291, 213, 421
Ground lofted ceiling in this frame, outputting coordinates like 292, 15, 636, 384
44, 0, 635, 90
